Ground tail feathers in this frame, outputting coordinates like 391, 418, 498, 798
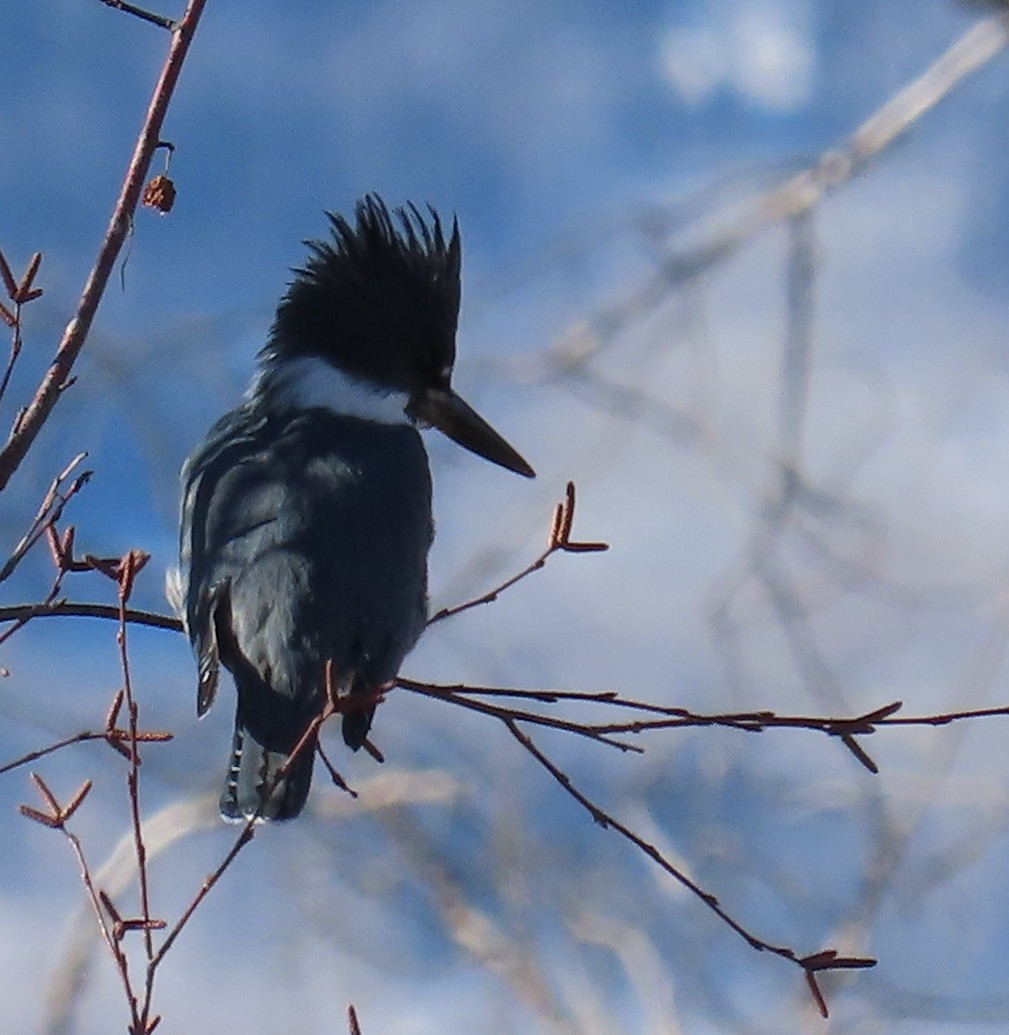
341, 703, 375, 751
219, 719, 316, 821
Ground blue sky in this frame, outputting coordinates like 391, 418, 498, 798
3, 1, 1009, 1033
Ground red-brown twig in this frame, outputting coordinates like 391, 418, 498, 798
397, 677, 643, 752
398, 679, 907, 772
150, 669, 341, 970
0, 248, 43, 319
390, 679, 908, 1012
1, 734, 109, 778
18, 774, 144, 1023
0, 0, 206, 494
427, 481, 607, 626
499, 715, 875, 1016
11, 545, 328, 1031
0, 481, 603, 642
0, 523, 100, 649
147, 824, 255, 973
395, 681, 883, 1012
87, 550, 160, 1032
0, 452, 92, 584
0, 33, 201, 947
316, 738, 359, 798
0, 705, 172, 777
10, 600, 1009, 775
0, 248, 44, 412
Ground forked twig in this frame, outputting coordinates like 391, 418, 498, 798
427, 481, 607, 626
0, 452, 91, 584
398, 679, 907, 772
0, 699, 172, 777
0, 248, 44, 412
420, 697, 875, 1016
18, 774, 145, 1022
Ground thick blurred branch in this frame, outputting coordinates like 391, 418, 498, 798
536, 12, 1009, 376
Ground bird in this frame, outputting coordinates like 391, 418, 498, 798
175, 195, 534, 821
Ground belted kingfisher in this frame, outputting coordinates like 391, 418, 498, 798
176, 195, 534, 821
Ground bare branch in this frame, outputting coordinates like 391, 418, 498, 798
0, 601, 182, 632
0, 453, 91, 584
428, 481, 607, 626
533, 15, 1009, 378
94, 0, 176, 31
0, 0, 207, 492
497, 716, 875, 1016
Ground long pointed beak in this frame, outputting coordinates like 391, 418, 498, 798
411, 388, 535, 478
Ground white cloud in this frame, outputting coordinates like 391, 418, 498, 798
660, 0, 815, 111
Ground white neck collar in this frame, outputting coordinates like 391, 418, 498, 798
251, 355, 412, 426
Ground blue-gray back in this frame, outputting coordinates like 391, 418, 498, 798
180, 404, 433, 744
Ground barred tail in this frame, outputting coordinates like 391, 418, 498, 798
219, 716, 316, 821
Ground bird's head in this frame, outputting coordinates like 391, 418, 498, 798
261, 195, 534, 479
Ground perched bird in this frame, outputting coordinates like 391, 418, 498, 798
176, 196, 534, 821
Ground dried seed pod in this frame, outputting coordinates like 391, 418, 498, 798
142, 174, 176, 214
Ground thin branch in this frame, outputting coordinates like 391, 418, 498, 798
95, 0, 176, 30
0, 452, 91, 584
1, 683, 172, 777
0, 0, 207, 493
0, 302, 24, 412
412, 679, 908, 772
66, 826, 143, 1023
398, 678, 883, 1011
0, 482, 605, 641
149, 690, 335, 970
8, 594, 1009, 771
0, 733, 106, 777
0, 601, 182, 632
397, 677, 642, 752
0, 481, 607, 639
148, 823, 255, 971
498, 716, 875, 1017
428, 481, 607, 626
427, 546, 556, 626
111, 554, 157, 994
19, 775, 142, 1027
0, 248, 44, 412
